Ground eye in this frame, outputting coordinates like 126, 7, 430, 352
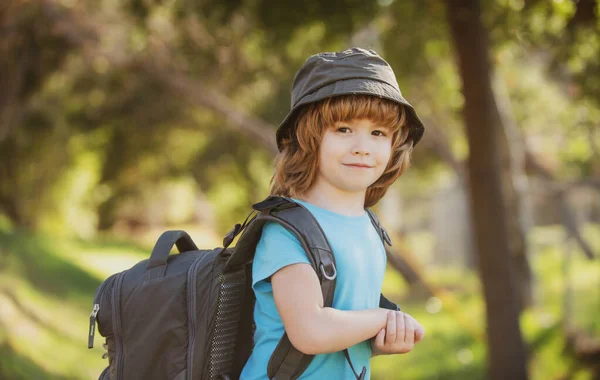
336, 127, 351, 133
372, 130, 388, 137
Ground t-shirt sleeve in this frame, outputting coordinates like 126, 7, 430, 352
252, 221, 311, 289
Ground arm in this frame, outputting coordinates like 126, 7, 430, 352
259, 222, 424, 355
272, 263, 390, 355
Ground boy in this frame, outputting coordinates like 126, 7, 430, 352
241, 47, 426, 380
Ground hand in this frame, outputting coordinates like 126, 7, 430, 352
371, 311, 425, 356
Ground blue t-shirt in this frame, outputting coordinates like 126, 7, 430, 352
240, 199, 387, 380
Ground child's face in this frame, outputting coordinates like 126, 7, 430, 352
317, 118, 393, 196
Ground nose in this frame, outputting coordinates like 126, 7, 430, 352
353, 148, 370, 156
351, 133, 372, 156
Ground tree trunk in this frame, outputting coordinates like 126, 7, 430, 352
445, 1, 529, 379
97, 195, 120, 231
384, 247, 434, 297
493, 74, 534, 311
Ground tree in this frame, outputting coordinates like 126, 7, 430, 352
445, 0, 529, 379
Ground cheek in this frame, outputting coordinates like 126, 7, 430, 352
317, 137, 334, 173
319, 133, 344, 161
377, 142, 393, 167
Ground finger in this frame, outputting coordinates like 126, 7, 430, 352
374, 328, 385, 349
404, 313, 414, 346
409, 316, 425, 343
385, 311, 396, 346
415, 326, 425, 343
395, 311, 405, 344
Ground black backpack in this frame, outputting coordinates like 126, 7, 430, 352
88, 196, 400, 380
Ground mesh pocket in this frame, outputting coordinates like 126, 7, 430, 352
208, 270, 246, 379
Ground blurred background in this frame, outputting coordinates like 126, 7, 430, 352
1, 0, 599, 379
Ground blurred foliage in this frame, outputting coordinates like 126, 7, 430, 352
1, 0, 599, 378
1, 0, 598, 234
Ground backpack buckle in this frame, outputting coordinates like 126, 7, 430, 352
320, 263, 337, 281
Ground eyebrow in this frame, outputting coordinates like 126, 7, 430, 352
374, 124, 393, 131
332, 120, 395, 132
334, 120, 390, 127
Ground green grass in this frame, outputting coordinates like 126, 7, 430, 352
0, 230, 151, 380
0, 224, 598, 379
372, 224, 600, 380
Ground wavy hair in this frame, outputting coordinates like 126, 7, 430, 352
270, 95, 413, 208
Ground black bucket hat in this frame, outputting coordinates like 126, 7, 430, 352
276, 47, 425, 152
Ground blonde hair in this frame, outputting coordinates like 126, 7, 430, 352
270, 95, 413, 208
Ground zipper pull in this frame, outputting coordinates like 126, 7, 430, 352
88, 304, 100, 348
102, 342, 109, 359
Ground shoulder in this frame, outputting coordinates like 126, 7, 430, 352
259, 221, 302, 250
252, 221, 310, 286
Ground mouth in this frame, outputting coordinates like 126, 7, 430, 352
343, 163, 373, 169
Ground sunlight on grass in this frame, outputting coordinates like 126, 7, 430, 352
0, 280, 104, 379
0, 223, 597, 379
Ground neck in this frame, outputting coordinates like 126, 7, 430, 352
298, 180, 366, 217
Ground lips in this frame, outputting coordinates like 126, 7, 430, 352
343, 163, 373, 168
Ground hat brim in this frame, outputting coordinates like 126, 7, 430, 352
276, 78, 425, 151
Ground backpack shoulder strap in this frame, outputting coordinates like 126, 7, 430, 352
365, 208, 393, 247
226, 196, 337, 380
366, 210, 402, 312
226, 197, 337, 294
261, 200, 338, 380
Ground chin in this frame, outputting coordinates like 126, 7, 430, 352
336, 181, 374, 193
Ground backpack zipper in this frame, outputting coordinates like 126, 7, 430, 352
112, 271, 126, 380
88, 304, 100, 349
186, 254, 206, 380
88, 272, 119, 349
